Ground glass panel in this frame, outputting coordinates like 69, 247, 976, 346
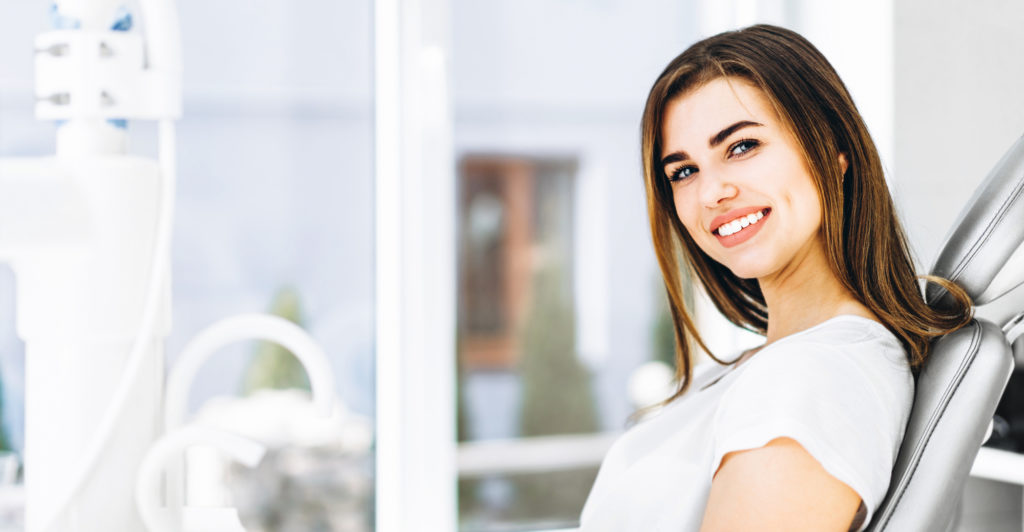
169, 1, 376, 528
452, 1, 703, 530
0, 1, 374, 530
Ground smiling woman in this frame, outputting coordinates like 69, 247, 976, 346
661, 78, 833, 281
578, 24, 974, 532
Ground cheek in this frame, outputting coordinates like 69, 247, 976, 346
672, 195, 716, 256
787, 179, 824, 235
672, 194, 700, 235
774, 151, 823, 223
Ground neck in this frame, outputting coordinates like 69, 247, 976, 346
758, 238, 875, 345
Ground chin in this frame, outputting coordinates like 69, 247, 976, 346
701, 244, 777, 281
717, 259, 771, 281
727, 268, 762, 280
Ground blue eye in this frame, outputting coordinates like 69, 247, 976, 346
669, 165, 697, 182
729, 139, 760, 157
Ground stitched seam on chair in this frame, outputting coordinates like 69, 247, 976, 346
874, 323, 980, 528
873, 323, 981, 528
872, 322, 982, 529
946, 174, 1024, 284
948, 173, 1024, 281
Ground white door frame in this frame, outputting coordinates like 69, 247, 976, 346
375, 0, 457, 530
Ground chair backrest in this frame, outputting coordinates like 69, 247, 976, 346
867, 134, 1024, 531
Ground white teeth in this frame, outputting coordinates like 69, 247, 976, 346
716, 209, 766, 236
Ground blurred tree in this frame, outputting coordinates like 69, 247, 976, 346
0, 372, 11, 452
518, 261, 598, 436
455, 333, 483, 523
510, 261, 599, 521
651, 265, 698, 372
455, 332, 472, 444
241, 285, 312, 394
652, 288, 676, 370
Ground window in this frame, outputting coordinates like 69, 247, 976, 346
457, 154, 594, 529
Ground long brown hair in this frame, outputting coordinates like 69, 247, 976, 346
642, 24, 972, 406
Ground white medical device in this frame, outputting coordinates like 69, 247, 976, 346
0, 1, 336, 530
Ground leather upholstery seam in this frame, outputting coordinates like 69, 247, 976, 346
873, 322, 982, 529
947, 174, 1024, 284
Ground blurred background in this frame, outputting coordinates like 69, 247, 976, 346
2, 0, 1024, 531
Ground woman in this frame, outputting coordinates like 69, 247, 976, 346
579, 24, 972, 531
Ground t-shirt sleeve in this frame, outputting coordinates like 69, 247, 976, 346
710, 344, 912, 530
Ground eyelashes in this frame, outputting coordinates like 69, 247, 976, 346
729, 138, 760, 157
666, 138, 762, 183
669, 165, 698, 182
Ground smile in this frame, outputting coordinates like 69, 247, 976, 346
712, 208, 771, 248
713, 208, 770, 236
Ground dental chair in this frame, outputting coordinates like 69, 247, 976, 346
865, 134, 1024, 531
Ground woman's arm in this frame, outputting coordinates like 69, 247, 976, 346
700, 436, 862, 531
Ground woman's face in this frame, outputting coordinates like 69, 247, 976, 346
660, 77, 840, 281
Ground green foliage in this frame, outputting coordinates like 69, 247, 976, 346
652, 289, 677, 370
497, 468, 598, 523
241, 285, 312, 395
455, 334, 481, 518
458, 253, 605, 526
517, 262, 599, 437
0, 372, 10, 452
651, 267, 696, 372
455, 333, 472, 443
510, 261, 600, 522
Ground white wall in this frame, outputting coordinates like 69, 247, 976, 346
894, 0, 1024, 269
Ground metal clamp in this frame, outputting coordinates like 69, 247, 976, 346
34, 29, 181, 121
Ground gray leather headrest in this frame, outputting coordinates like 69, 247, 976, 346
867, 318, 1013, 531
928, 134, 1024, 307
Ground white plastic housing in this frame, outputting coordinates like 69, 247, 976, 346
0, 156, 169, 531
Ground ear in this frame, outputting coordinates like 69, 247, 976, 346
838, 152, 849, 176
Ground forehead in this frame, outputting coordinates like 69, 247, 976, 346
661, 77, 777, 154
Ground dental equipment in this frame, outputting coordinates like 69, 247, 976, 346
5, 0, 181, 529
1, 1, 339, 530
136, 425, 267, 532
161, 313, 336, 512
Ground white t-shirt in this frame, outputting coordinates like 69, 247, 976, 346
579, 314, 913, 532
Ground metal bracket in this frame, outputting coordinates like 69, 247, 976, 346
35, 29, 181, 121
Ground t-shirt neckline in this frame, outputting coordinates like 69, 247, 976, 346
769, 314, 892, 347
710, 314, 893, 385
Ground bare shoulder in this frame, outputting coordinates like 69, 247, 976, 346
700, 437, 862, 532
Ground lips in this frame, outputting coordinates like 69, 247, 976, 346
711, 207, 771, 248
710, 206, 771, 234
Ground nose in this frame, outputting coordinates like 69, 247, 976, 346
697, 170, 739, 208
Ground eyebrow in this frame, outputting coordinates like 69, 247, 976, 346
660, 120, 765, 168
